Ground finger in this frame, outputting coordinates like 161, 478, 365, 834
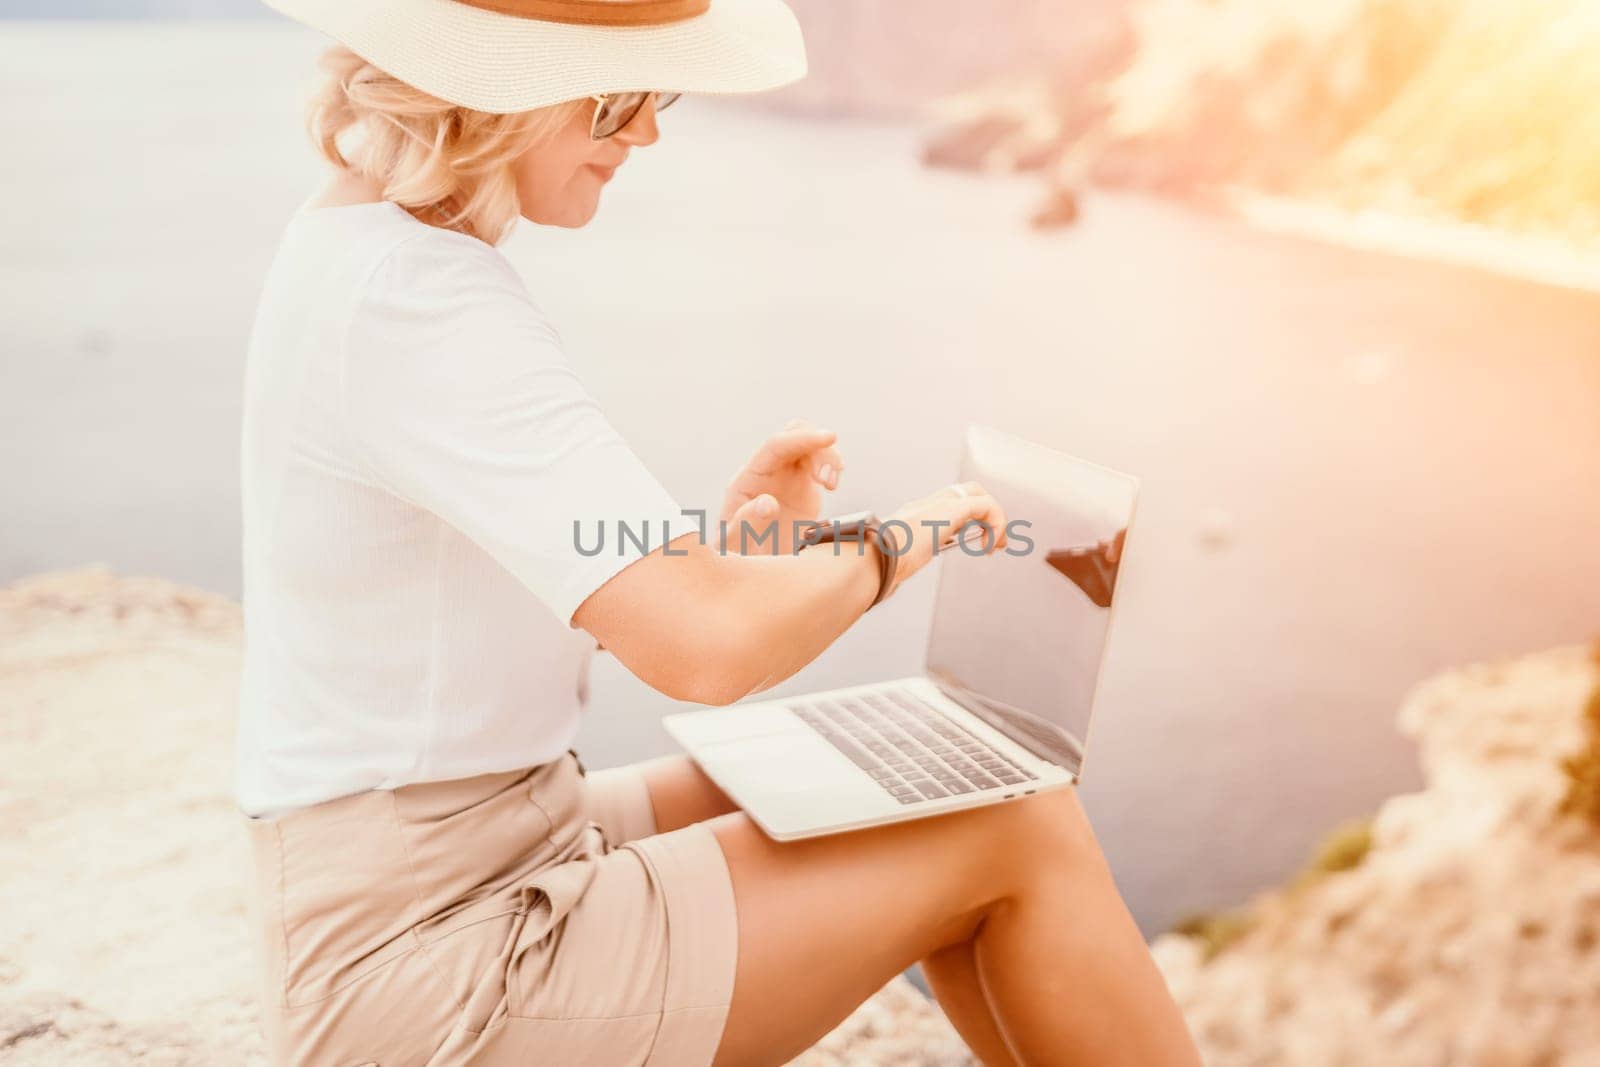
810, 443, 845, 489
944, 516, 993, 552
938, 483, 1002, 548
724, 496, 780, 554
728, 494, 780, 546
981, 495, 1009, 550
941, 524, 982, 551
731, 492, 778, 521
746, 427, 838, 475
720, 478, 781, 525
719, 482, 754, 518
957, 493, 1008, 552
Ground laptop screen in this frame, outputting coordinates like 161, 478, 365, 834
923, 426, 1139, 777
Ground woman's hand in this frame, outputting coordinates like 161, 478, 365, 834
880, 481, 1009, 600
719, 418, 843, 554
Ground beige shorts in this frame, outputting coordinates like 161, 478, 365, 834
244, 752, 738, 1066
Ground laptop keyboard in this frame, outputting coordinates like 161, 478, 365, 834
790, 689, 1037, 805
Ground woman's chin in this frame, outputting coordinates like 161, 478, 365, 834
523, 199, 602, 230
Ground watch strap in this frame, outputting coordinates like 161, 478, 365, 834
864, 519, 899, 608
801, 512, 897, 608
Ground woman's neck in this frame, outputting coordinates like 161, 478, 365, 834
306, 169, 386, 211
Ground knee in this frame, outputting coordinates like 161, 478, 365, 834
918, 787, 1105, 936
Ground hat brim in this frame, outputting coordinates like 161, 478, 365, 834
264, 0, 807, 113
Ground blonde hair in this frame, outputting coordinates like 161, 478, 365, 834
307, 45, 586, 245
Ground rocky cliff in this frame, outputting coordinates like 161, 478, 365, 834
930, 0, 1600, 252
1154, 643, 1600, 1066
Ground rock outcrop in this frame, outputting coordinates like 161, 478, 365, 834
1154, 643, 1600, 1067
929, 0, 1600, 251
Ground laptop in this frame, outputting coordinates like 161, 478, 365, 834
663, 425, 1140, 840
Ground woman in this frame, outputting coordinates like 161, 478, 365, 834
239, 0, 1202, 1063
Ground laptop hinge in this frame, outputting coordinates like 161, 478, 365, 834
924, 669, 1072, 770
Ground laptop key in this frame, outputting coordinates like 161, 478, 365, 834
796, 689, 1046, 804
826, 734, 878, 771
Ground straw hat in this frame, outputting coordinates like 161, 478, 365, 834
263, 0, 808, 113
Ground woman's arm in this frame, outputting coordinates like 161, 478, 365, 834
574, 532, 877, 705
573, 482, 1008, 706
336, 249, 1007, 700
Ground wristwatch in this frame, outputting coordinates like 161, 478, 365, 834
799, 510, 900, 608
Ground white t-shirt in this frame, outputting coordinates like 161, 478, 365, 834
236, 201, 688, 817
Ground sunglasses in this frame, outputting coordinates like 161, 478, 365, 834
588, 91, 682, 140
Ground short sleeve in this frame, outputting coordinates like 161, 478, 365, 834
341, 233, 691, 627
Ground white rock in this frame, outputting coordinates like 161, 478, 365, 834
1153, 644, 1600, 1065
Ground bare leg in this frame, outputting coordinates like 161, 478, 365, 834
922, 940, 1020, 1067
632, 754, 1060, 1065
707, 787, 1200, 1067
634, 754, 737, 831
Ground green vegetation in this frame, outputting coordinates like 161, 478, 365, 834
1171, 908, 1259, 964
1559, 681, 1600, 826
1173, 816, 1374, 963
1294, 819, 1375, 888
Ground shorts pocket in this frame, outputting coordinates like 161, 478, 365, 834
267, 793, 419, 1009
277, 948, 461, 1067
